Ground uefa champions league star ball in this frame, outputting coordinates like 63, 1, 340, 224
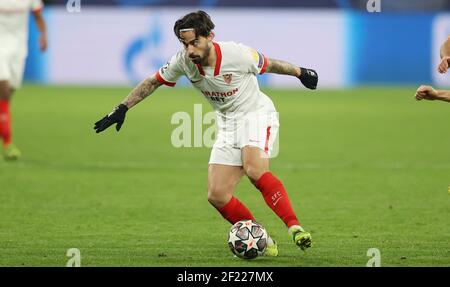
227, 220, 268, 259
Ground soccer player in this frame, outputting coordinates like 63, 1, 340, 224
0, 0, 47, 160
415, 35, 450, 103
94, 11, 318, 255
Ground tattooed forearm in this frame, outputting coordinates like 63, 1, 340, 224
121, 74, 162, 109
266, 58, 301, 77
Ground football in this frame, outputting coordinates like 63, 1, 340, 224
227, 220, 268, 259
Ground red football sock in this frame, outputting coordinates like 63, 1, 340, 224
216, 196, 255, 224
255, 172, 300, 228
0, 99, 11, 147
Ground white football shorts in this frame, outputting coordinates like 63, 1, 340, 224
209, 110, 280, 166
0, 48, 26, 89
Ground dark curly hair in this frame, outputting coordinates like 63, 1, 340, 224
173, 11, 215, 40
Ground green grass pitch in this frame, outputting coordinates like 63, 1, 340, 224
0, 85, 449, 266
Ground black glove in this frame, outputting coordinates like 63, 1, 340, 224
298, 67, 318, 90
94, 104, 128, 133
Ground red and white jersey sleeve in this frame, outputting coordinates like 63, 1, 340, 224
235, 43, 268, 75
155, 51, 185, 87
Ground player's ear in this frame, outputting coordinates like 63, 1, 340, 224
208, 31, 215, 41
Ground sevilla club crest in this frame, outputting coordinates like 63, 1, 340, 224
223, 74, 232, 84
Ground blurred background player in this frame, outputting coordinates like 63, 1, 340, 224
0, 0, 47, 160
415, 86, 450, 102
415, 35, 450, 102
94, 11, 318, 255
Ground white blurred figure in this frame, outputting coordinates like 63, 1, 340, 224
0, 0, 47, 160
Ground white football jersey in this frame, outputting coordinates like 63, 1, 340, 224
156, 42, 276, 120
0, 0, 44, 56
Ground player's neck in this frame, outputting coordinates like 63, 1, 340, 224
203, 43, 216, 67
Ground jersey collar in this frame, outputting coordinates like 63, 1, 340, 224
196, 64, 205, 76
212, 42, 222, 77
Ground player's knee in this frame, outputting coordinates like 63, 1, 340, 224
244, 165, 266, 184
0, 81, 12, 100
207, 186, 232, 208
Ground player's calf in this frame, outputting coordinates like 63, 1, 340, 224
0, 82, 13, 150
213, 196, 255, 224
0, 81, 12, 100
